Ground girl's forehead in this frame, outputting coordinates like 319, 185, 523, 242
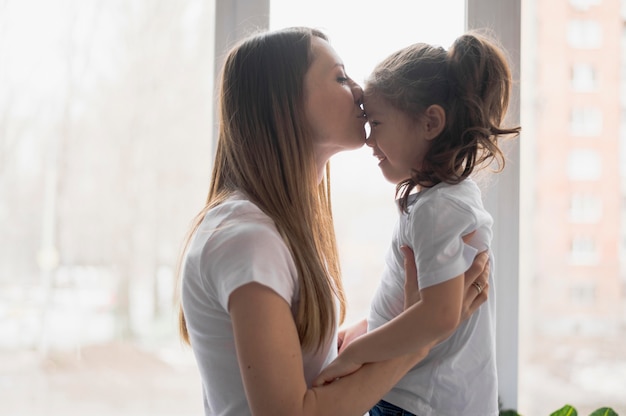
363, 93, 387, 110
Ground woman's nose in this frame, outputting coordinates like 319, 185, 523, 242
351, 81, 364, 104
366, 134, 375, 148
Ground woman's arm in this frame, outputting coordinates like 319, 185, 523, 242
229, 282, 427, 416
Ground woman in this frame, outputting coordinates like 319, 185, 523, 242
177, 27, 489, 416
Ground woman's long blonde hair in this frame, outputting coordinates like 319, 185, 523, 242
177, 27, 346, 351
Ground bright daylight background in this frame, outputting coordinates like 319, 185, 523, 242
1, 0, 625, 415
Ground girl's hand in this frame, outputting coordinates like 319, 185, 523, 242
337, 319, 367, 354
312, 349, 363, 387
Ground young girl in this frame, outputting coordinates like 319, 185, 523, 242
314, 32, 521, 415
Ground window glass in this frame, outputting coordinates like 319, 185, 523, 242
0, 1, 212, 414
270, 0, 465, 323
520, 0, 626, 412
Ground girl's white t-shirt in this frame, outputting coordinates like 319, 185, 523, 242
368, 179, 498, 416
181, 192, 338, 416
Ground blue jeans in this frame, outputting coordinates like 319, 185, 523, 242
369, 400, 417, 416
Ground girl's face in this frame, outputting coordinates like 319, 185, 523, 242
364, 93, 433, 184
304, 37, 368, 168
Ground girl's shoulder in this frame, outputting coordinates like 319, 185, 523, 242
412, 179, 482, 213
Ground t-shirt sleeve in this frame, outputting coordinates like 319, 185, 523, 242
408, 197, 479, 289
204, 220, 298, 311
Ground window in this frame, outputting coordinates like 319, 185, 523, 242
571, 63, 597, 91
569, 0, 601, 11
570, 193, 602, 223
570, 106, 602, 136
567, 20, 603, 49
569, 281, 596, 306
570, 236, 599, 264
567, 149, 602, 180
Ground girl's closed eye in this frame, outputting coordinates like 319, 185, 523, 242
337, 76, 349, 84
368, 120, 380, 128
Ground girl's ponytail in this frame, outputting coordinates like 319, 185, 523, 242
446, 31, 512, 131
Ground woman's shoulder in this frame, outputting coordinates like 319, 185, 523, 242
199, 193, 278, 244
208, 191, 273, 225
188, 193, 294, 277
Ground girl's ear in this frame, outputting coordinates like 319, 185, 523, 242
423, 104, 446, 140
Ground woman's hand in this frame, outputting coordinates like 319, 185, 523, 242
461, 250, 489, 322
400, 245, 421, 310
312, 347, 363, 387
401, 231, 489, 317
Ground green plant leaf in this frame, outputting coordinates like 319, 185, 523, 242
589, 408, 618, 416
550, 405, 577, 416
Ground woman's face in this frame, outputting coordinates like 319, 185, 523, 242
303, 37, 367, 167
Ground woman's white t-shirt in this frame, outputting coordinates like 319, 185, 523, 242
181, 192, 338, 415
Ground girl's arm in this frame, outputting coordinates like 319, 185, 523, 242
334, 247, 488, 357
313, 275, 463, 385
313, 245, 489, 387
343, 274, 463, 362
229, 282, 428, 416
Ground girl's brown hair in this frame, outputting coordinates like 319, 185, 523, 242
366, 31, 521, 211
176, 27, 346, 351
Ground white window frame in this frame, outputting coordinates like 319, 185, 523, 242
213, 0, 521, 409
467, 0, 521, 409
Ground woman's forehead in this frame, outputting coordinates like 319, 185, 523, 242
309, 37, 343, 70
